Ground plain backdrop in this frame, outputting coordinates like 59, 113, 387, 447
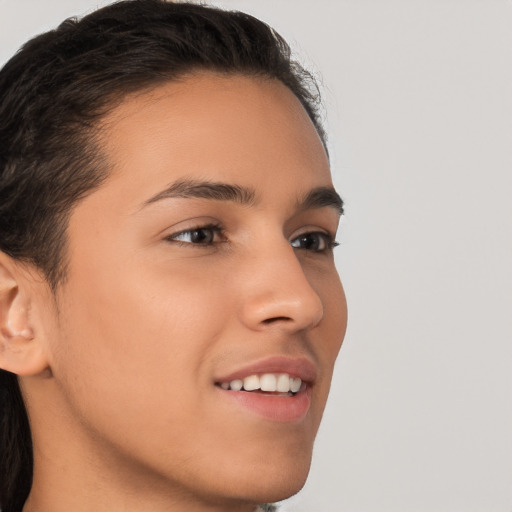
1, 1, 511, 511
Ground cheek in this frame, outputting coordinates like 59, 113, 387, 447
51, 258, 230, 435
304, 266, 346, 413
311, 264, 347, 356
327, 277, 348, 353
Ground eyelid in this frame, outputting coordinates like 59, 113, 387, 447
289, 229, 339, 253
164, 222, 226, 246
162, 220, 339, 251
289, 225, 337, 242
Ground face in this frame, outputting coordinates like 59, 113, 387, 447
38, 73, 347, 509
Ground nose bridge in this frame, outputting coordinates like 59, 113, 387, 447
239, 236, 324, 332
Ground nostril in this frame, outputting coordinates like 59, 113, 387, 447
262, 316, 292, 324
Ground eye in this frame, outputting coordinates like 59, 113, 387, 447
290, 232, 338, 252
166, 224, 224, 245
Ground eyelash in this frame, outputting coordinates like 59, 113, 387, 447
165, 223, 339, 253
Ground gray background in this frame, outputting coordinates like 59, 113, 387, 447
1, 1, 511, 511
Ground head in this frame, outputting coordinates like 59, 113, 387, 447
0, 2, 347, 512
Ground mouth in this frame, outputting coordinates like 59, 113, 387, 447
213, 357, 316, 422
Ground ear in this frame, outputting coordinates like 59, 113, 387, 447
0, 252, 49, 376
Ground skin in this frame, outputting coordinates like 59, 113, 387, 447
0, 73, 347, 512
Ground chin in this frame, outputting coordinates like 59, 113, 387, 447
252, 471, 310, 505
187, 444, 313, 509
232, 450, 313, 505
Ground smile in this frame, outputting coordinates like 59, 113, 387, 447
217, 373, 303, 395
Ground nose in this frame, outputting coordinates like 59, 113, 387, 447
238, 240, 324, 333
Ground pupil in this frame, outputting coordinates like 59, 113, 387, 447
302, 234, 316, 249
192, 229, 212, 243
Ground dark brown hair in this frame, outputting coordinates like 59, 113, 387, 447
0, 2, 324, 510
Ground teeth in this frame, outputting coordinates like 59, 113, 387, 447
290, 377, 302, 393
276, 374, 291, 392
260, 374, 277, 392
220, 373, 303, 393
230, 379, 243, 391
243, 375, 260, 391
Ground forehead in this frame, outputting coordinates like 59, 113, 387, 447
95, 73, 331, 201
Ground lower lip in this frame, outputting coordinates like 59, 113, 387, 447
217, 386, 312, 422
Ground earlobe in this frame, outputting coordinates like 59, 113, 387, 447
0, 253, 49, 376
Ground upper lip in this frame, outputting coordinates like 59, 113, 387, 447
214, 356, 317, 384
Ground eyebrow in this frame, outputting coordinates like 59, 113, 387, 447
143, 179, 344, 216
144, 179, 256, 207
298, 187, 344, 216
